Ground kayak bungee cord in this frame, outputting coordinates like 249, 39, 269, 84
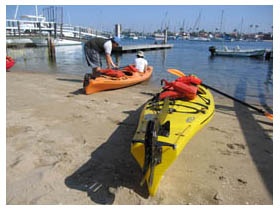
167, 69, 273, 120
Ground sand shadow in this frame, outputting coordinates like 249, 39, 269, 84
233, 78, 273, 196
56, 78, 85, 95
64, 105, 149, 204
140, 91, 156, 97
70, 88, 84, 95
57, 78, 83, 83
215, 104, 273, 127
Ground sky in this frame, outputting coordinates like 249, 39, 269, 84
6, 5, 273, 34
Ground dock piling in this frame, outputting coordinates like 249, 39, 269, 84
47, 36, 56, 61
17, 21, 21, 38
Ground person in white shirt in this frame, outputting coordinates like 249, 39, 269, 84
134, 51, 148, 73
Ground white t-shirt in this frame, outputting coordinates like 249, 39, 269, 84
103, 40, 112, 55
135, 58, 148, 72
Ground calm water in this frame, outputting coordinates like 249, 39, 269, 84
7, 39, 273, 107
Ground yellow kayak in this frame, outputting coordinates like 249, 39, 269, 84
131, 84, 215, 196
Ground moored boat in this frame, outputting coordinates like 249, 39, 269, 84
31, 38, 82, 47
83, 66, 153, 95
131, 76, 215, 196
209, 45, 266, 57
189, 36, 210, 42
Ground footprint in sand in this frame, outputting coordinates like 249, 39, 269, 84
218, 143, 246, 156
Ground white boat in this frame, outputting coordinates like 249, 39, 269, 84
6, 38, 33, 44
31, 37, 82, 47
153, 32, 165, 41
209, 45, 266, 57
6, 6, 107, 46
189, 36, 210, 42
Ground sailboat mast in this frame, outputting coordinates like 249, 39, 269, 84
219, 10, 224, 34
240, 17, 243, 35
193, 10, 202, 33
14, 5, 19, 19
35, 5, 38, 22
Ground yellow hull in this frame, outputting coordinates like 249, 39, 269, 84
131, 85, 215, 196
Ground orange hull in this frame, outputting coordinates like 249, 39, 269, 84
84, 66, 153, 95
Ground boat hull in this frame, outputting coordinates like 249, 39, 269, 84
131, 85, 215, 196
31, 38, 82, 47
215, 49, 265, 57
84, 66, 153, 94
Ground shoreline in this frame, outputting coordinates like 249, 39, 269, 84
6, 71, 273, 204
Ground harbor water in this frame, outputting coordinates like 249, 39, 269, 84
7, 39, 273, 108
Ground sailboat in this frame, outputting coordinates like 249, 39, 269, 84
189, 11, 210, 42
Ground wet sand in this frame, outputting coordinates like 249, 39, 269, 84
6, 71, 273, 205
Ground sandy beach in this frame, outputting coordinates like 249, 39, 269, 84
6, 71, 273, 205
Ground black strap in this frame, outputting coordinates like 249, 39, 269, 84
197, 93, 211, 105
147, 104, 205, 114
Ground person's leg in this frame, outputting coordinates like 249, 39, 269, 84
85, 46, 102, 79
92, 66, 101, 79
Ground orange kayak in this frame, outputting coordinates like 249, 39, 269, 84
84, 66, 153, 95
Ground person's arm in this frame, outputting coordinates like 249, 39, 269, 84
105, 54, 117, 69
104, 41, 117, 69
144, 60, 148, 72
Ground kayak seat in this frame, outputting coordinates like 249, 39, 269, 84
123, 71, 133, 76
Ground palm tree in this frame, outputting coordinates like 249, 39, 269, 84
249, 24, 253, 34
255, 24, 259, 34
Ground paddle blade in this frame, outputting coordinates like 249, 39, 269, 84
167, 69, 186, 77
158, 97, 170, 125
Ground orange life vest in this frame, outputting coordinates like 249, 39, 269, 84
175, 75, 202, 85
6, 56, 15, 71
160, 75, 202, 100
123, 65, 138, 72
100, 69, 125, 78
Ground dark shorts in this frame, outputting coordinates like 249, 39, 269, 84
84, 45, 102, 68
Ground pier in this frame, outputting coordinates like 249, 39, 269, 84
113, 43, 173, 53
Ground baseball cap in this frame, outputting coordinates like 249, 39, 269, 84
137, 51, 144, 57
112, 36, 121, 44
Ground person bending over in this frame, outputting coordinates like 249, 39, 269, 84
84, 36, 120, 78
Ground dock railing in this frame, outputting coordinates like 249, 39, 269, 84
6, 19, 110, 40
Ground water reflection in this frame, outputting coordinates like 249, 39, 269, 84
48, 56, 57, 71
260, 62, 273, 114
265, 62, 273, 86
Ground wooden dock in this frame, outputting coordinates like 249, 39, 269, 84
113, 44, 173, 53
6, 35, 174, 53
